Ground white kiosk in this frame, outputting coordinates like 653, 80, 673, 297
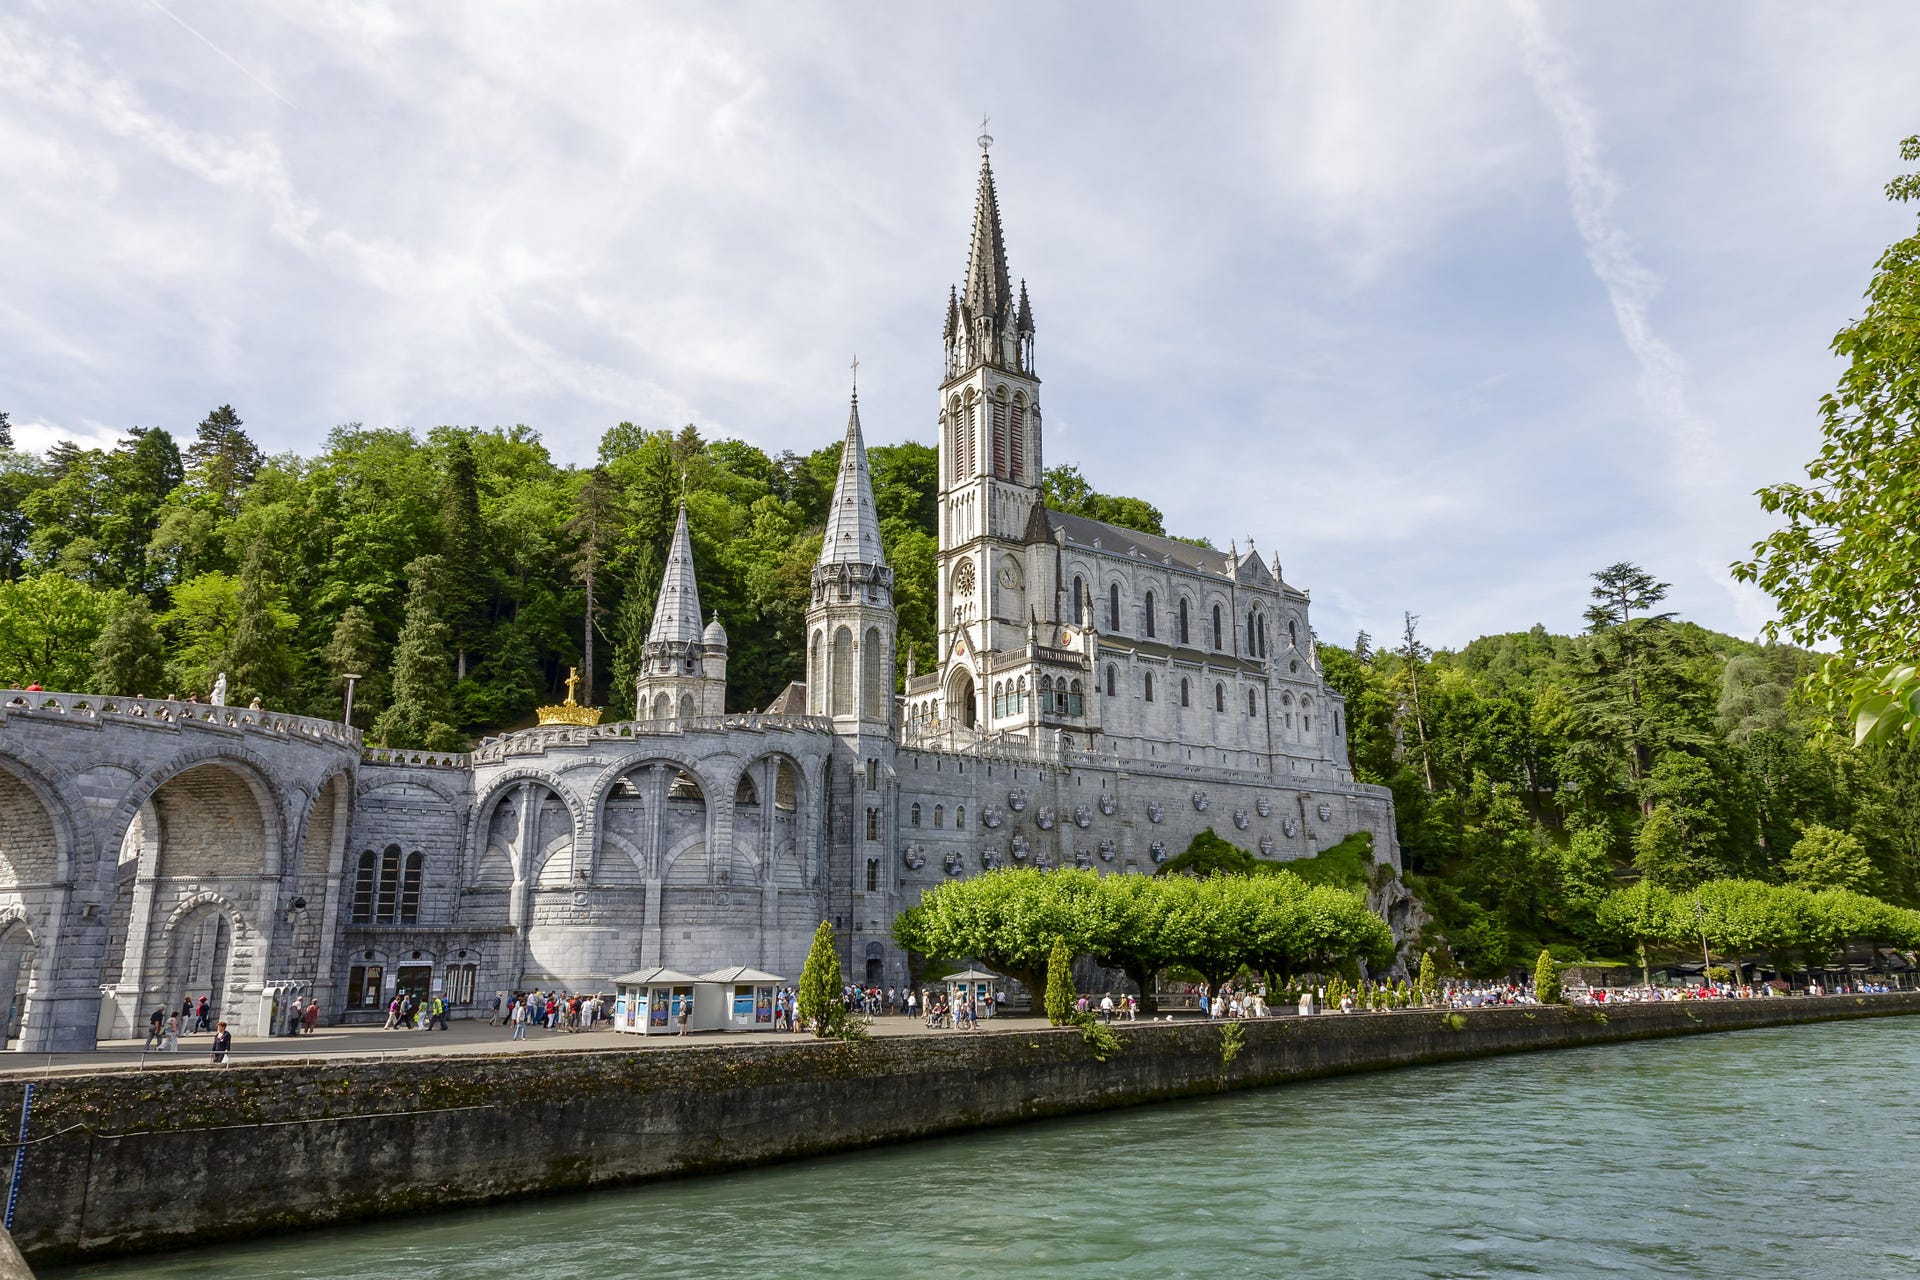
942, 969, 1002, 1021
612, 967, 714, 1036
697, 967, 785, 1031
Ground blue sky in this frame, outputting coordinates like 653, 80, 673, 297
4, 2, 1917, 649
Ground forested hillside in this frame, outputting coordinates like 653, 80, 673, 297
0, 407, 1162, 742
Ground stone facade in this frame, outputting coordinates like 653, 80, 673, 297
0, 145, 1398, 1049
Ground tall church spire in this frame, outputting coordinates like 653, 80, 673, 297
947, 146, 1032, 377
818, 386, 885, 568
646, 502, 705, 647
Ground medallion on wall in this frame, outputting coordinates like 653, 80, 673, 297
1008, 787, 1029, 812
1146, 800, 1164, 824
982, 805, 1004, 829
944, 851, 964, 877
1099, 838, 1117, 862
1317, 802, 1333, 822
1256, 797, 1272, 818
1259, 835, 1275, 856
1032, 851, 1054, 871
1098, 793, 1116, 816
1011, 834, 1030, 861
1232, 808, 1249, 831
1192, 790, 1210, 812
903, 845, 926, 871
1283, 818, 1298, 838
1035, 806, 1055, 830
1149, 840, 1169, 864
1073, 804, 1092, 828
1074, 848, 1094, 869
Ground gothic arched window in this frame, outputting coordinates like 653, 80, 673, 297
351, 851, 376, 924
400, 851, 424, 924
1249, 690, 1259, 717
1010, 396, 1026, 482
1180, 677, 1190, 707
1109, 583, 1121, 632
956, 805, 966, 829
1144, 672, 1155, 702
1215, 683, 1225, 713
1105, 665, 1116, 697
1068, 679, 1084, 717
1212, 604, 1223, 650
911, 803, 922, 827
1072, 576, 1085, 624
1179, 598, 1190, 645
993, 682, 1005, 719
1144, 591, 1156, 638
934, 804, 945, 829
1289, 619, 1298, 648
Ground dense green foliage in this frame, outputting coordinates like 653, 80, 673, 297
893, 866, 1393, 1003
1736, 137, 1920, 745
1322, 569, 1920, 975
0, 412, 1163, 745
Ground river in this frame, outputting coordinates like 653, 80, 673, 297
47, 1016, 1920, 1279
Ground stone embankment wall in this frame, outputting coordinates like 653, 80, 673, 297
12, 993, 1920, 1265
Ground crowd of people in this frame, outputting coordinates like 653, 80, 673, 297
141, 993, 251, 1062
498, 991, 609, 1037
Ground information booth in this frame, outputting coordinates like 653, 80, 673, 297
942, 969, 1002, 1020
697, 967, 785, 1031
612, 967, 716, 1036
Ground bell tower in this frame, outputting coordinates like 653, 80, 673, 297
936, 128, 1042, 682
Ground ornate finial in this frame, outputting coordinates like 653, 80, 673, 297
850, 352, 859, 397
564, 666, 581, 705
680, 469, 688, 502
977, 114, 993, 153
537, 664, 603, 726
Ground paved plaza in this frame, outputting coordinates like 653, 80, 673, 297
0, 1012, 1079, 1076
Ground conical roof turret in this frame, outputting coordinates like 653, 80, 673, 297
646, 502, 706, 647
818, 390, 886, 568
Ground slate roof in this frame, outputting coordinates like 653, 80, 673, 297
645, 503, 705, 647
818, 391, 886, 568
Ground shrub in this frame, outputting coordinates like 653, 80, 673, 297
1044, 937, 1076, 1026
1533, 948, 1562, 1005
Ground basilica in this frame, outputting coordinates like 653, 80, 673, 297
0, 148, 1398, 1050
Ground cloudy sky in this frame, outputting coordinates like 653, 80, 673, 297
4, 2, 1916, 649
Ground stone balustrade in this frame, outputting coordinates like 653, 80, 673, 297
0, 689, 361, 750
461, 713, 834, 763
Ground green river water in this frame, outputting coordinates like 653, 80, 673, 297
48, 1017, 1920, 1279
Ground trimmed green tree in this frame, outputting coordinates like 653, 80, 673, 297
798, 919, 841, 1036
1416, 951, 1437, 1006
1533, 948, 1562, 1004
1044, 936, 1076, 1025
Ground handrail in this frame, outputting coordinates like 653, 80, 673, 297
1, 689, 362, 750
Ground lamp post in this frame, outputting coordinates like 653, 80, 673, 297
1693, 898, 1712, 992
341, 673, 362, 727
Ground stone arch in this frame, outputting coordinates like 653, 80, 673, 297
111, 746, 289, 876
661, 831, 710, 885
591, 753, 716, 881
0, 913, 38, 1047
294, 767, 354, 881
157, 890, 253, 1024
947, 667, 977, 730
465, 768, 587, 879
731, 750, 811, 883
0, 762, 71, 889
0, 747, 84, 886
147, 761, 278, 880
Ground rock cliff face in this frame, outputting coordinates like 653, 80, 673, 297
1369, 872, 1432, 979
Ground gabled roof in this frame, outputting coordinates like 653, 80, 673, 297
818, 391, 886, 568
614, 967, 700, 986
646, 503, 705, 647
764, 682, 808, 715
697, 966, 787, 984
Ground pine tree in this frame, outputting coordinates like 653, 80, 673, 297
1533, 948, 1562, 1005
371, 555, 460, 750
1045, 937, 1076, 1025
437, 435, 488, 682
797, 919, 841, 1036
322, 604, 383, 728
90, 596, 166, 696
184, 405, 264, 517
0, 411, 11, 451
226, 540, 288, 706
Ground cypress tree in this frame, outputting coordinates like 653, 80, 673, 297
90, 596, 166, 696
226, 540, 288, 706
438, 435, 488, 683
1534, 949, 1563, 1005
1417, 951, 1438, 1006
797, 919, 841, 1036
1045, 936, 1076, 1025
372, 555, 460, 750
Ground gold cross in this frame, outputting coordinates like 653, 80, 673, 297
564, 666, 580, 705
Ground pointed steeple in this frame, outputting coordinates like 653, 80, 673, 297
646, 502, 705, 647
947, 147, 1032, 376
818, 387, 886, 568
964, 154, 1012, 335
